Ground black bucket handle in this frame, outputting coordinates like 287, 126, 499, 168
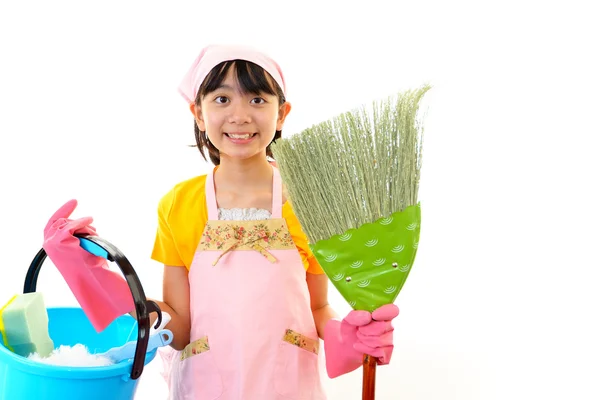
23, 234, 162, 380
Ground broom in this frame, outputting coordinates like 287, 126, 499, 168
271, 84, 431, 400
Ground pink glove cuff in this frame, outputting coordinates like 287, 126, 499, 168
323, 318, 364, 378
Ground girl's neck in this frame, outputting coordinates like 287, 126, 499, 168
214, 155, 273, 193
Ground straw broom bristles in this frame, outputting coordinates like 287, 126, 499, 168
271, 84, 430, 244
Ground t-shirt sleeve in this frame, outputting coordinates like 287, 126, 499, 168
151, 188, 185, 267
283, 203, 325, 275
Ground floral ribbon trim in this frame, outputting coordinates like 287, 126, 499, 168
282, 329, 319, 355
181, 336, 210, 361
199, 220, 296, 266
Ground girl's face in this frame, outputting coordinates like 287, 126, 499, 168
192, 66, 291, 163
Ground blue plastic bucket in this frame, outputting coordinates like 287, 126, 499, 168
0, 307, 157, 400
0, 235, 164, 400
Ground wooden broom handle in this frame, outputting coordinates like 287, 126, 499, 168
362, 354, 377, 399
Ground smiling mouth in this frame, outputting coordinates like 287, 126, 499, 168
225, 133, 257, 140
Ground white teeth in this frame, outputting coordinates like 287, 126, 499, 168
229, 133, 252, 139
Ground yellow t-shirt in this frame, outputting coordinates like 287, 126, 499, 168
151, 174, 324, 274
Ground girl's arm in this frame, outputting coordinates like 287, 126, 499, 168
158, 265, 191, 350
306, 272, 338, 339
132, 265, 191, 350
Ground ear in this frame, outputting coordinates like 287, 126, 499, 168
276, 102, 292, 131
189, 102, 206, 131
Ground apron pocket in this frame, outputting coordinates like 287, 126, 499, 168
176, 336, 224, 400
274, 329, 320, 399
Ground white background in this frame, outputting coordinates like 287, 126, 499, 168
1, 0, 599, 399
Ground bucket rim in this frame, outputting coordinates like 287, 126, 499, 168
0, 307, 157, 380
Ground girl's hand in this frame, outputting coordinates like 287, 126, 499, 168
323, 304, 399, 378
353, 304, 399, 364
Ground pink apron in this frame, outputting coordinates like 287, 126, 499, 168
165, 167, 327, 400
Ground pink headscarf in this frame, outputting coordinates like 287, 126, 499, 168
177, 44, 287, 104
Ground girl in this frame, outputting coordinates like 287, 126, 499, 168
44, 44, 399, 400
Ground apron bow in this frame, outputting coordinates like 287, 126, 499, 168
212, 229, 278, 266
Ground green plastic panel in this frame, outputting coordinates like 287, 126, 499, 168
310, 204, 421, 312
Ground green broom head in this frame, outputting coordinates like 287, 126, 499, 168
271, 85, 430, 312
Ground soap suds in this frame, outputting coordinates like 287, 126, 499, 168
28, 344, 114, 367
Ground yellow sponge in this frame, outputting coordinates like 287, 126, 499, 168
0, 293, 54, 358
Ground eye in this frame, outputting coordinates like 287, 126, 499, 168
250, 97, 266, 105
215, 96, 229, 104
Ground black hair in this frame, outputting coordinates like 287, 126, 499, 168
192, 60, 286, 165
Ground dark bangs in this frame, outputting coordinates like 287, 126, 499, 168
195, 60, 285, 105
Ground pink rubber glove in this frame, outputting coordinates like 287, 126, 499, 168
323, 304, 399, 378
42, 199, 134, 332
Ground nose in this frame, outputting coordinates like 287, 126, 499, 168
228, 101, 252, 124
